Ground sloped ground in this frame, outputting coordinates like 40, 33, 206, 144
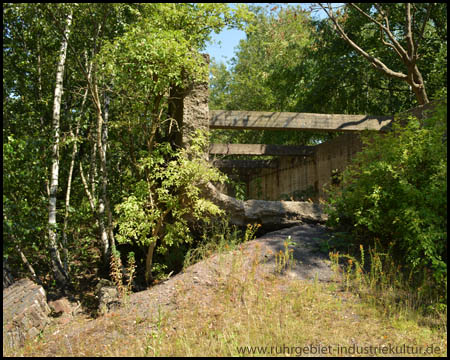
6, 224, 336, 354
122, 223, 336, 321
6, 224, 447, 357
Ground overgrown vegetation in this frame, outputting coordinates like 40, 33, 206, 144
3, 3, 252, 291
3, 3, 447, 356
183, 221, 261, 269
114, 132, 226, 284
6, 234, 447, 356
325, 101, 447, 313
209, 3, 446, 200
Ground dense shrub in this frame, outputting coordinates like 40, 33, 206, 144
325, 101, 447, 298
114, 132, 226, 283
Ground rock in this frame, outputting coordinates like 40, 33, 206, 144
48, 297, 81, 323
95, 279, 121, 314
48, 298, 72, 316
204, 182, 328, 228
3, 278, 51, 349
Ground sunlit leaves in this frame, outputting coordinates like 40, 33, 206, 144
115, 131, 226, 278
326, 101, 447, 289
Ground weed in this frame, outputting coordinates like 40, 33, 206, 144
183, 220, 260, 270
329, 243, 447, 330
109, 248, 136, 305
275, 236, 296, 274
4, 227, 446, 357
244, 223, 261, 243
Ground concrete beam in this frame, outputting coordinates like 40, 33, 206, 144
209, 143, 315, 156
210, 110, 393, 132
212, 159, 278, 169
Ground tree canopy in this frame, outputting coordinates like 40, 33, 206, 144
3, 3, 252, 288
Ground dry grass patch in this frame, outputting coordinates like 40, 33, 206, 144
5, 244, 447, 357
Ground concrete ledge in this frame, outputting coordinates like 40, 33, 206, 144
212, 159, 279, 169
210, 110, 393, 132
209, 144, 315, 156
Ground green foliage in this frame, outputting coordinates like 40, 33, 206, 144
225, 176, 247, 201
114, 131, 226, 281
211, 3, 447, 122
3, 1, 447, 293
183, 220, 261, 269
3, 3, 251, 288
209, 4, 330, 147
325, 101, 447, 300
99, 18, 205, 102
312, 3, 447, 110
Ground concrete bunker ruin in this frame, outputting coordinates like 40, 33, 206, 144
170, 54, 441, 211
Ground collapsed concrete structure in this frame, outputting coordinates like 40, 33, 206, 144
169, 54, 329, 225
174, 55, 442, 225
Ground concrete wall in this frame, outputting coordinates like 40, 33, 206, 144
181, 55, 210, 154
247, 133, 363, 200
244, 99, 444, 201
169, 54, 210, 156
180, 61, 444, 202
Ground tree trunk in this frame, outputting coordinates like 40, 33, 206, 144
48, 9, 72, 288
16, 244, 42, 286
145, 241, 157, 285
102, 91, 116, 253
409, 64, 429, 105
144, 209, 169, 285
81, 130, 109, 265
92, 82, 112, 264
61, 99, 87, 274
62, 53, 93, 274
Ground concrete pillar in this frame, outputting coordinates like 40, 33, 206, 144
167, 53, 210, 159
181, 54, 210, 158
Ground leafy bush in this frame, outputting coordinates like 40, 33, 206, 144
114, 131, 227, 284
325, 101, 447, 300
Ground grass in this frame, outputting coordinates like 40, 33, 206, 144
328, 241, 447, 329
4, 226, 447, 357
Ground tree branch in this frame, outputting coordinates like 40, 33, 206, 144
415, 3, 434, 54
351, 3, 408, 61
379, 28, 403, 59
405, 3, 415, 63
319, 4, 408, 81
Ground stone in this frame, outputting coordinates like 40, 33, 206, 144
48, 297, 81, 320
204, 182, 327, 229
3, 278, 51, 349
95, 279, 121, 314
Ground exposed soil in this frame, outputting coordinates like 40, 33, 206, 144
124, 223, 337, 317
244, 223, 336, 281
39, 223, 338, 348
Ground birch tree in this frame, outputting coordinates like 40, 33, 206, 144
48, 8, 72, 287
